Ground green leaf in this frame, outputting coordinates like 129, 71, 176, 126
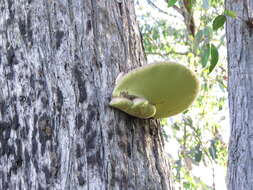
183, 182, 191, 188
203, 26, 212, 37
200, 44, 210, 68
152, 29, 160, 40
195, 30, 204, 42
212, 15, 226, 31
193, 30, 203, 52
208, 140, 217, 160
172, 123, 180, 131
224, 10, 237, 18
168, 0, 177, 7
209, 44, 219, 74
194, 144, 202, 162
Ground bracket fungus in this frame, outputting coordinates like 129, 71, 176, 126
109, 62, 199, 119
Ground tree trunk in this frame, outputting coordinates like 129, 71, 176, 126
226, 1, 253, 190
0, 0, 172, 189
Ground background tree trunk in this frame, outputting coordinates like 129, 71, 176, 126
226, 1, 253, 189
0, 0, 172, 189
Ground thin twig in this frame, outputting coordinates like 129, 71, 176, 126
146, 0, 169, 15
172, 5, 184, 17
147, 50, 189, 57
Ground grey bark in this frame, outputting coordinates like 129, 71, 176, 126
0, 0, 172, 190
226, 0, 253, 190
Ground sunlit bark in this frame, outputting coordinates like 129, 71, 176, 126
226, 1, 253, 189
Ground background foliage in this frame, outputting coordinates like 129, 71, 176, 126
135, 0, 229, 189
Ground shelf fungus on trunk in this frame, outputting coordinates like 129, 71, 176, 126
109, 62, 199, 119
